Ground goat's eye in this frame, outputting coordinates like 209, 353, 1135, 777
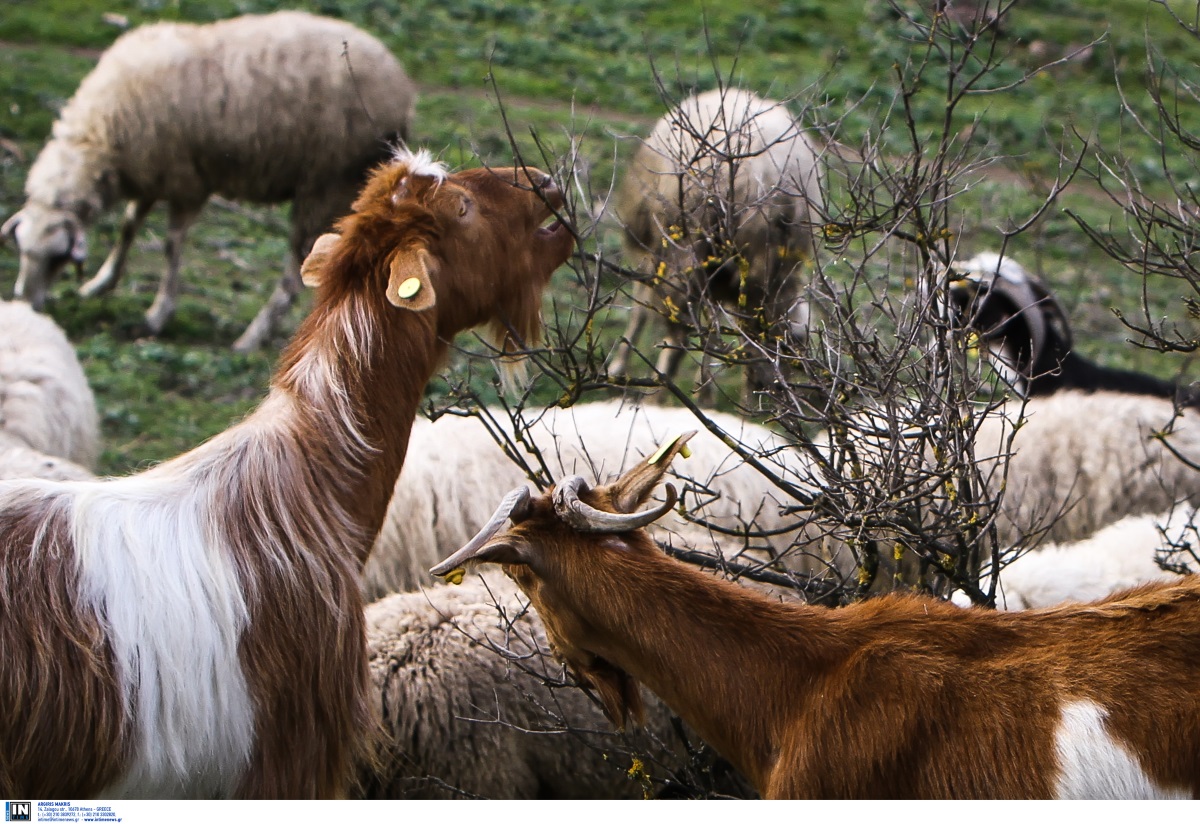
457, 199, 471, 218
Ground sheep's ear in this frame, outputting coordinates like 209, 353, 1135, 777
609, 431, 695, 514
386, 246, 438, 311
578, 659, 645, 732
300, 233, 341, 288
2, 210, 22, 246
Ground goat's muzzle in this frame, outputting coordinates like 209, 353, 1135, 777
430, 486, 533, 579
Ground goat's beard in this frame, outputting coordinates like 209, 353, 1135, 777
486, 315, 540, 397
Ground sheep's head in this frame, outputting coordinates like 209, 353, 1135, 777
302, 148, 574, 383
430, 432, 695, 730
2, 203, 88, 309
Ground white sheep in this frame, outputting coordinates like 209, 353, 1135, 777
608, 88, 824, 396
357, 578, 707, 799
363, 400, 819, 599
0, 300, 98, 471
960, 506, 1191, 610
1, 11, 416, 351
971, 390, 1200, 547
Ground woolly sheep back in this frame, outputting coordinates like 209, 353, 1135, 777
0, 300, 98, 469
988, 507, 1188, 610
975, 390, 1200, 546
358, 579, 687, 799
609, 88, 824, 393
365, 400, 811, 599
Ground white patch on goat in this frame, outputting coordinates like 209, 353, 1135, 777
392, 147, 448, 182
68, 473, 256, 798
1053, 699, 1187, 799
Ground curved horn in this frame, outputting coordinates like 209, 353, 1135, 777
553, 475, 678, 533
430, 485, 532, 577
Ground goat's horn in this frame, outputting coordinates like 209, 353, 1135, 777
430, 485, 532, 577
983, 272, 1050, 368
553, 475, 678, 533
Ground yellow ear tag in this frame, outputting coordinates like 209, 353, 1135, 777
443, 567, 465, 586
397, 277, 422, 299
648, 434, 691, 465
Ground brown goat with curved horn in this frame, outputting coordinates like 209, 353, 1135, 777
433, 429, 1200, 799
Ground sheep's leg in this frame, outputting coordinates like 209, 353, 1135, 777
144, 202, 202, 335
653, 322, 688, 391
696, 327, 721, 406
609, 281, 656, 379
80, 199, 154, 297
232, 232, 308, 353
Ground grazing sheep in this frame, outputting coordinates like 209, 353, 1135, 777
364, 400, 815, 599
0, 299, 98, 470
1, 11, 416, 351
433, 434, 1200, 799
608, 88, 823, 396
0, 149, 573, 798
357, 578, 703, 799
950, 251, 1197, 403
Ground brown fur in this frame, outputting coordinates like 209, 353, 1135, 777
0, 151, 572, 799
235, 156, 571, 797
0, 501, 129, 797
443, 440, 1200, 799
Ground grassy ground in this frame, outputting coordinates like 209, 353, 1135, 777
2, 0, 1199, 474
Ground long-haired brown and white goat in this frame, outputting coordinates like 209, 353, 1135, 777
0, 148, 574, 799
433, 433, 1200, 799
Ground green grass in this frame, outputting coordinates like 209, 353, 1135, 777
2, 0, 1199, 474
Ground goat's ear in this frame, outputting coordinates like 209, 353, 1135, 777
431, 538, 532, 582
300, 233, 341, 288
386, 246, 438, 311
609, 431, 695, 514
579, 659, 645, 732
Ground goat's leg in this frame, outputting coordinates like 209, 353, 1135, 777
144, 202, 202, 335
80, 198, 154, 297
232, 230, 309, 353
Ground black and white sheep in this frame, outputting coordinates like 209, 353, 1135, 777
2, 11, 416, 351
0, 300, 98, 478
608, 88, 824, 396
364, 400, 815, 599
